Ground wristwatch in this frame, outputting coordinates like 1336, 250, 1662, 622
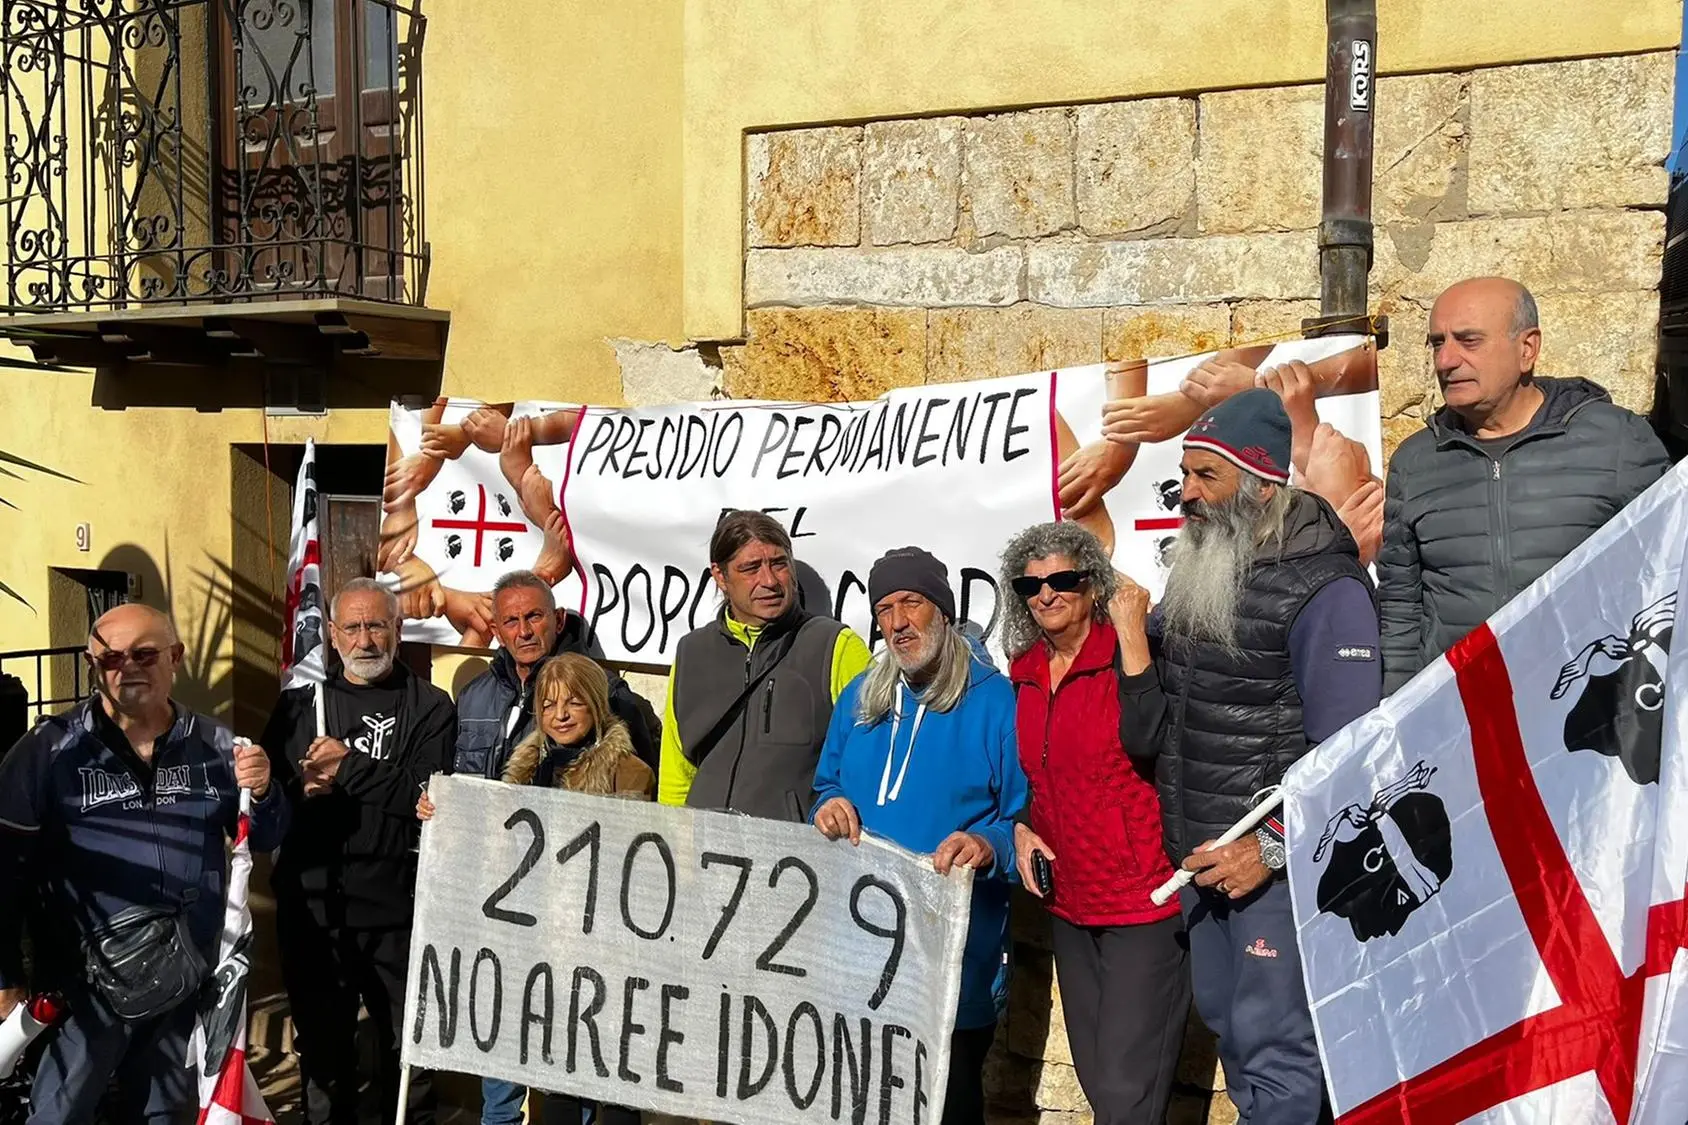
1255, 827, 1287, 871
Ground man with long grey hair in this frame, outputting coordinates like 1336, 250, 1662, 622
1115, 388, 1382, 1125
812, 546, 1026, 1125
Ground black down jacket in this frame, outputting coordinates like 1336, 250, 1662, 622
1378, 376, 1670, 694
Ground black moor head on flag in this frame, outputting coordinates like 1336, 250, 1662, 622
1553, 592, 1674, 786
445, 534, 463, 560
1155, 478, 1181, 512
447, 489, 467, 515
495, 492, 512, 517
496, 537, 515, 562
293, 614, 321, 666
196, 930, 252, 1081
1155, 536, 1178, 570
300, 470, 317, 526
1313, 761, 1452, 942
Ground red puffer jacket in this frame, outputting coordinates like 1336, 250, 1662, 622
1011, 622, 1180, 927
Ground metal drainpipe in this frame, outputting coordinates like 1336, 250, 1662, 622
1305, 0, 1387, 346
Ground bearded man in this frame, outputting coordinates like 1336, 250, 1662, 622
1114, 388, 1381, 1125
812, 547, 1026, 1125
261, 577, 456, 1125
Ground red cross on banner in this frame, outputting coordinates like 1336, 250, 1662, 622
430, 483, 529, 567
1336, 624, 1685, 1124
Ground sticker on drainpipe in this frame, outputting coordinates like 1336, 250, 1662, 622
1349, 40, 1374, 112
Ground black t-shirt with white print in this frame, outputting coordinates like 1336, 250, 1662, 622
262, 664, 454, 929
336, 678, 404, 763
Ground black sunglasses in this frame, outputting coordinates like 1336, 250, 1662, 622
1010, 570, 1087, 598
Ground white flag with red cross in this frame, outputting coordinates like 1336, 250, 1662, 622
1283, 458, 1688, 1123
189, 787, 275, 1124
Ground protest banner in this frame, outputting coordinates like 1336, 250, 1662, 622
1282, 460, 1688, 1123
378, 335, 1382, 662
400, 775, 973, 1124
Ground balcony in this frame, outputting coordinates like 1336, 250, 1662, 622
0, 0, 445, 406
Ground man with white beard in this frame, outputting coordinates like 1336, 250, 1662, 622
1115, 388, 1381, 1125
260, 578, 456, 1124
811, 547, 1026, 1125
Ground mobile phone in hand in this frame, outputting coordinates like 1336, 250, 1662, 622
1032, 851, 1054, 897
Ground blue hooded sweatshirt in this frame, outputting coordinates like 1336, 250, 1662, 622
811, 649, 1027, 1030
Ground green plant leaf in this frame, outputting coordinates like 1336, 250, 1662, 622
0, 450, 78, 482
0, 575, 34, 611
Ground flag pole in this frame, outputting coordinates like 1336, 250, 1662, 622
313, 681, 326, 739
395, 1063, 412, 1122
1151, 789, 1285, 906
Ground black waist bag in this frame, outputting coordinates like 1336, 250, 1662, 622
85, 905, 207, 1023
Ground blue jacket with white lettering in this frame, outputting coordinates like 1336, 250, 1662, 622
0, 698, 288, 991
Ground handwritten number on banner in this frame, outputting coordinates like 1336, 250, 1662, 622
555, 821, 602, 934
699, 852, 752, 960
620, 831, 678, 940
755, 857, 819, 978
482, 809, 544, 927
849, 875, 907, 1010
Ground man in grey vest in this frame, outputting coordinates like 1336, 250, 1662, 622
658, 510, 870, 820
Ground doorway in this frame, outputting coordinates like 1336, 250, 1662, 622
230, 442, 427, 736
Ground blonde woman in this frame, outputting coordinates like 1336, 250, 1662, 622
417, 652, 652, 1125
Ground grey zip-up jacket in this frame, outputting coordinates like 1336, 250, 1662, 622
1379, 376, 1670, 693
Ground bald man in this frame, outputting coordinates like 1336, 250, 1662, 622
1379, 277, 1672, 692
0, 603, 286, 1124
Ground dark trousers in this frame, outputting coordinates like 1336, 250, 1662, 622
27, 990, 198, 1124
1181, 879, 1330, 1125
940, 1022, 997, 1125
1050, 913, 1191, 1124
278, 907, 435, 1125
537, 1093, 639, 1125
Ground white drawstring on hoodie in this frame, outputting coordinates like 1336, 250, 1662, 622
877, 681, 927, 806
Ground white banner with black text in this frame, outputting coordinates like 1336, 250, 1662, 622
401, 775, 974, 1124
380, 335, 1381, 662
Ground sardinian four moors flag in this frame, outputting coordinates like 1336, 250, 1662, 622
1283, 458, 1688, 1123
189, 788, 274, 1124
281, 438, 325, 692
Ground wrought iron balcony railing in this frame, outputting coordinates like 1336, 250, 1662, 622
1, 0, 427, 315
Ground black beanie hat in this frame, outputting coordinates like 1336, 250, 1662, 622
868, 547, 956, 622
1182, 387, 1294, 485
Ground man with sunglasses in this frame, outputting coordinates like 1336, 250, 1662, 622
0, 603, 284, 1124
259, 577, 455, 1124
1115, 388, 1381, 1125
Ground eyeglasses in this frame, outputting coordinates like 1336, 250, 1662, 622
87, 646, 168, 672
1010, 570, 1087, 598
334, 620, 395, 639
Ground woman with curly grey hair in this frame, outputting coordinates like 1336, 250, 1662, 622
998, 521, 1190, 1124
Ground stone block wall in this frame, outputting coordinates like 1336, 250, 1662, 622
616, 49, 1675, 1125
717, 52, 1672, 468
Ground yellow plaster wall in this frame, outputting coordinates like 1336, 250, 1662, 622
0, 1, 684, 718
681, 0, 1684, 338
